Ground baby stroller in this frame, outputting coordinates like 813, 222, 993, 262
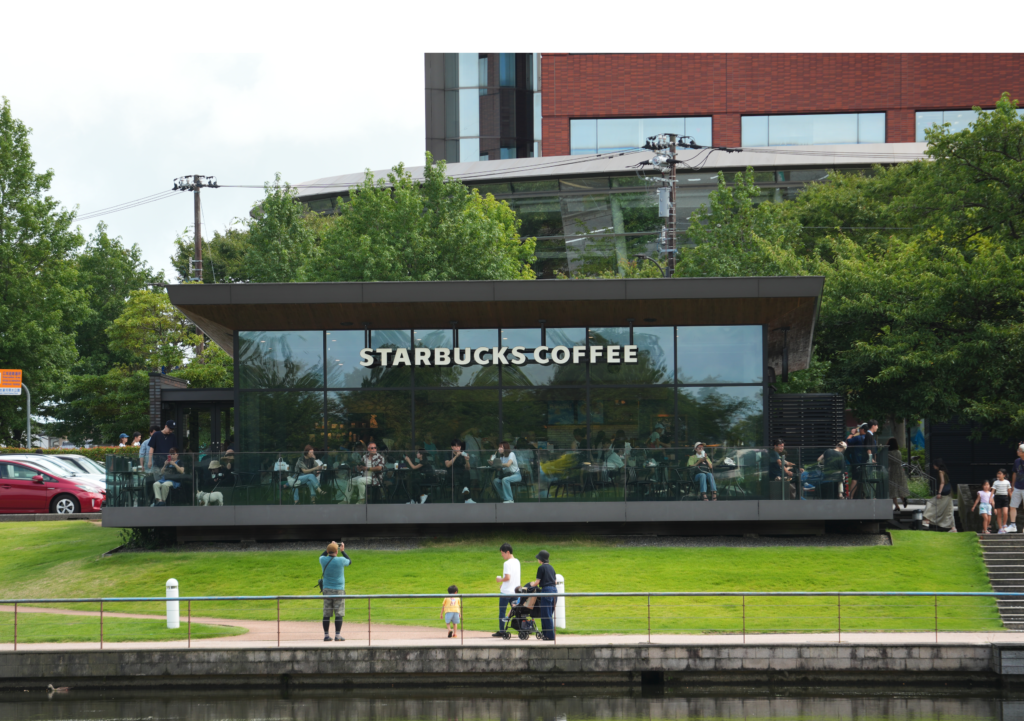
500, 586, 545, 641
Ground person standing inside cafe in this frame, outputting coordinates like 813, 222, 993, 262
147, 420, 179, 475
526, 550, 557, 641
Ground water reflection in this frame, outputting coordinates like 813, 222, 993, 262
0, 689, 1014, 721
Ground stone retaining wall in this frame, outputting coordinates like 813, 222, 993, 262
1, 643, 1018, 690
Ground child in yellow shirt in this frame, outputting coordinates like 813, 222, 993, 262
441, 584, 461, 639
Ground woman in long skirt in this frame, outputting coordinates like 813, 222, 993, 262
923, 458, 955, 531
887, 438, 909, 511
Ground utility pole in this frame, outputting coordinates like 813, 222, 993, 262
172, 175, 219, 282
21, 383, 30, 449
667, 134, 677, 276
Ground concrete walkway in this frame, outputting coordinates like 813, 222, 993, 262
1, 604, 1021, 651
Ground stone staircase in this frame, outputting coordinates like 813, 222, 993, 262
979, 533, 1024, 631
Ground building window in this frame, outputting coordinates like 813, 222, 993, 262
239, 331, 324, 389
741, 113, 885, 147
570, 117, 713, 155
915, 108, 1024, 141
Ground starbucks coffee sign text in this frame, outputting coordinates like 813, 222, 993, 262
359, 345, 639, 368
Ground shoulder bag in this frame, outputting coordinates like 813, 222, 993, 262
317, 555, 335, 592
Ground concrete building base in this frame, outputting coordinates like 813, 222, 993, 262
2, 643, 1022, 690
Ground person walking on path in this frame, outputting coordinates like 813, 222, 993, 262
319, 541, 351, 641
887, 438, 909, 511
441, 585, 461, 639
994, 469, 1012, 533
923, 459, 955, 531
492, 542, 521, 637
1009, 444, 1024, 534
526, 550, 557, 641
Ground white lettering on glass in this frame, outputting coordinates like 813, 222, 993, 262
509, 347, 527, 365
551, 346, 571, 365
454, 348, 472, 366
434, 347, 452, 366
607, 345, 621, 364
378, 348, 393, 366
535, 346, 550, 365
492, 346, 509, 365
393, 348, 412, 367
623, 345, 638, 363
473, 347, 491, 365
572, 346, 587, 364
589, 346, 603, 364
413, 348, 431, 366
359, 348, 375, 367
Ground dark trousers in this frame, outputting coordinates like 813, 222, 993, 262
538, 585, 557, 639
498, 595, 515, 631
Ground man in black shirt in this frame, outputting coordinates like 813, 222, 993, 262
527, 550, 557, 640
148, 420, 179, 471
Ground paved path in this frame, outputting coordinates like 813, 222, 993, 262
1, 605, 1021, 651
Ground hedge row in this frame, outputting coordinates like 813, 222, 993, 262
0, 447, 139, 463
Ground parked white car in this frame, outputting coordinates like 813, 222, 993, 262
0, 454, 106, 492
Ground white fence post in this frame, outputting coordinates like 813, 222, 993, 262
166, 578, 180, 629
555, 574, 566, 629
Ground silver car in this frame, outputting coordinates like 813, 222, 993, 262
0, 454, 106, 492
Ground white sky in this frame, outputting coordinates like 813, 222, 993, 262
0, 2, 1007, 279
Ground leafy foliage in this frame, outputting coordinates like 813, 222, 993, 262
0, 97, 84, 446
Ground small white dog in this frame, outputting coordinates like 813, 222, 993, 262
196, 490, 224, 506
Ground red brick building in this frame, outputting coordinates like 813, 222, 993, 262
539, 53, 1024, 156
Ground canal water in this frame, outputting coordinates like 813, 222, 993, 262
0, 689, 1019, 720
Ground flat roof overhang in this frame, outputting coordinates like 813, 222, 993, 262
168, 276, 823, 374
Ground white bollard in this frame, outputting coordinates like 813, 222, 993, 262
166, 578, 179, 629
554, 573, 566, 629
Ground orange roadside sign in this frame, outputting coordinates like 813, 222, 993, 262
0, 369, 22, 396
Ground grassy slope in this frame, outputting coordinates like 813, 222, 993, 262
0, 523, 1002, 634
0, 613, 246, 644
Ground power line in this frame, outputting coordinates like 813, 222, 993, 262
76, 190, 178, 221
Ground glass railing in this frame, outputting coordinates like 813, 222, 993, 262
105, 446, 889, 508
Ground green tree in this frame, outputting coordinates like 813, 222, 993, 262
0, 97, 84, 446
170, 226, 251, 283
49, 224, 162, 441
311, 155, 535, 282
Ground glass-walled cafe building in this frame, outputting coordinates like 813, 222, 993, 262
103, 276, 892, 539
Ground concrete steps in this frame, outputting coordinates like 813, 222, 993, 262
978, 534, 1024, 630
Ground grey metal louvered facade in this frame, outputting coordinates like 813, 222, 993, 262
768, 393, 845, 448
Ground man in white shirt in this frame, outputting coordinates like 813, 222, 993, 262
492, 542, 521, 637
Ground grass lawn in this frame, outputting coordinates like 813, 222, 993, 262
0, 611, 246, 644
0, 522, 1002, 635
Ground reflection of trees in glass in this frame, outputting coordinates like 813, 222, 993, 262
676, 387, 763, 447
239, 391, 323, 452
327, 391, 412, 449
414, 390, 500, 448
588, 329, 672, 385
239, 332, 323, 389
502, 388, 587, 448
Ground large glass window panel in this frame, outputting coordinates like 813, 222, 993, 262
508, 196, 563, 237
458, 89, 480, 136
570, 119, 597, 155
597, 118, 641, 152
457, 53, 479, 87
502, 328, 542, 348
640, 117, 687, 141
444, 90, 459, 139
631, 327, 674, 385
588, 327, 655, 386
742, 116, 769, 147
414, 389, 500, 456
459, 137, 480, 162
499, 53, 516, 86
943, 109, 977, 134
326, 390, 413, 451
858, 113, 886, 143
435, 328, 497, 387
364, 329, 412, 388
502, 387, 588, 450
239, 391, 324, 453
770, 114, 859, 146
685, 117, 713, 147
589, 386, 675, 449
677, 325, 762, 384
326, 330, 372, 388
676, 385, 763, 447
915, 111, 943, 142
239, 331, 324, 389
533, 92, 542, 140
414, 329, 457, 387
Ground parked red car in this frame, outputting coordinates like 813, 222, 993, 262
0, 459, 105, 514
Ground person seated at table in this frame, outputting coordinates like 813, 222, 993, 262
490, 442, 522, 504
403, 448, 435, 503
293, 445, 326, 504
687, 441, 718, 501
153, 448, 187, 506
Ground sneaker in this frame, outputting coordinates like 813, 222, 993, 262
998, 528, 1007, 534
334, 635, 344, 641
1008, 524, 1018, 533
503, 499, 514, 503
491, 631, 504, 637
324, 634, 331, 641
419, 494, 428, 504
465, 498, 476, 504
